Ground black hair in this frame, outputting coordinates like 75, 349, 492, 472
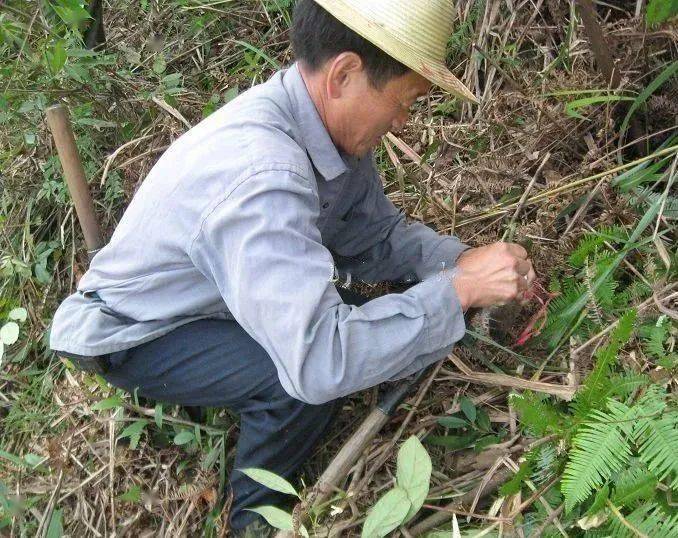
290, 0, 410, 88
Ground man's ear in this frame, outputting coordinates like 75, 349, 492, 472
326, 52, 364, 99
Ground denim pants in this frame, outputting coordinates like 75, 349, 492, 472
101, 286, 370, 530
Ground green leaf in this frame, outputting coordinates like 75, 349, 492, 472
23, 453, 44, 467
0, 322, 19, 345
396, 436, 432, 522
173, 431, 195, 445
361, 487, 411, 537
91, 395, 124, 411
239, 468, 299, 498
246, 506, 309, 537
118, 484, 142, 503
8, 308, 27, 322
425, 434, 478, 451
47, 40, 67, 75
460, 397, 476, 423
646, 0, 678, 25
585, 484, 609, 516
152, 55, 167, 75
474, 435, 501, 451
154, 403, 163, 428
118, 419, 148, 450
46, 508, 63, 538
620, 61, 678, 145
52, 0, 91, 29
565, 95, 634, 120
476, 408, 491, 432
437, 416, 469, 429
500, 458, 533, 496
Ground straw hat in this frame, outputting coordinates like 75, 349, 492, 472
311, 0, 478, 103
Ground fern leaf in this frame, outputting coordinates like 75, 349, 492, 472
509, 392, 561, 437
571, 309, 637, 421
607, 503, 678, 538
612, 462, 657, 508
561, 400, 636, 511
532, 443, 559, 486
634, 411, 678, 489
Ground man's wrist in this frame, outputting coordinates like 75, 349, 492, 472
437, 263, 473, 311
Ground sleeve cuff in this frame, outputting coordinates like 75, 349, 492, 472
404, 274, 467, 355
419, 236, 471, 280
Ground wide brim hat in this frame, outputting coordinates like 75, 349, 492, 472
311, 0, 478, 103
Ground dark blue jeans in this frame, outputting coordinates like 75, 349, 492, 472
102, 286, 370, 530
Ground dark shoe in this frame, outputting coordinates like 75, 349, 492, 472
232, 519, 276, 537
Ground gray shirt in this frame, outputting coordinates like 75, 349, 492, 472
50, 63, 468, 404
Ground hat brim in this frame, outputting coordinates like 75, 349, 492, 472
312, 0, 478, 104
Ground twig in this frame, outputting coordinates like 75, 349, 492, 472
607, 499, 649, 538
503, 151, 551, 241
532, 503, 565, 538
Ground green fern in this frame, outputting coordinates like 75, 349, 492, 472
561, 399, 637, 511
568, 226, 628, 268
634, 410, 678, 489
612, 461, 658, 508
640, 316, 670, 359
532, 443, 559, 486
628, 186, 678, 218
607, 502, 678, 538
509, 392, 561, 437
570, 309, 637, 422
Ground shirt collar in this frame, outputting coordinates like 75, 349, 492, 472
284, 63, 348, 181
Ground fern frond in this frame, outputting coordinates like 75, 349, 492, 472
612, 461, 657, 508
628, 186, 678, 219
571, 310, 637, 421
607, 502, 678, 538
605, 373, 649, 402
509, 392, 561, 437
641, 316, 669, 359
532, 443, 559, 486
634, 411, 678, 489
561, 400, 636, 511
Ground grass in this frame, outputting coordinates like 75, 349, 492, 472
1, 0, 677, 536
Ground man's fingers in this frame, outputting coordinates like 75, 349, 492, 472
516, 259, 531, 276
505, 242, 528, 259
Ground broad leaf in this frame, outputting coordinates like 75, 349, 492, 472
460, 397, 476, 423
118, 420, 148, 450
246, 506, 308, 537
240, 468, 299, 497
437, 416, 469, 429
8, 308, 27, 322
118, 484, 142, 503
396, 436, 432, 522
173, 431, 195, 445
0, 322, 19, 345
91, 396, 124, 411
362, 487, 411, 537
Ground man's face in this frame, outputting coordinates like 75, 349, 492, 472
334, 69, 432, 157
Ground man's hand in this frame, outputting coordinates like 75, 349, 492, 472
452, 242, 536, 310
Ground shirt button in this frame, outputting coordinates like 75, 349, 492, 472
322, 202, 330, 209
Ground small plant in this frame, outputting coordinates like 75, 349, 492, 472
240, 435, 433, 537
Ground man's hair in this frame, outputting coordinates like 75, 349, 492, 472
291, 0, 410, 88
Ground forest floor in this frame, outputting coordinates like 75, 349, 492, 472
1, 1, 676, 537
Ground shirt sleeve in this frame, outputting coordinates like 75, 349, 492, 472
329, 158, 470, 284
189, 166, 466, 404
